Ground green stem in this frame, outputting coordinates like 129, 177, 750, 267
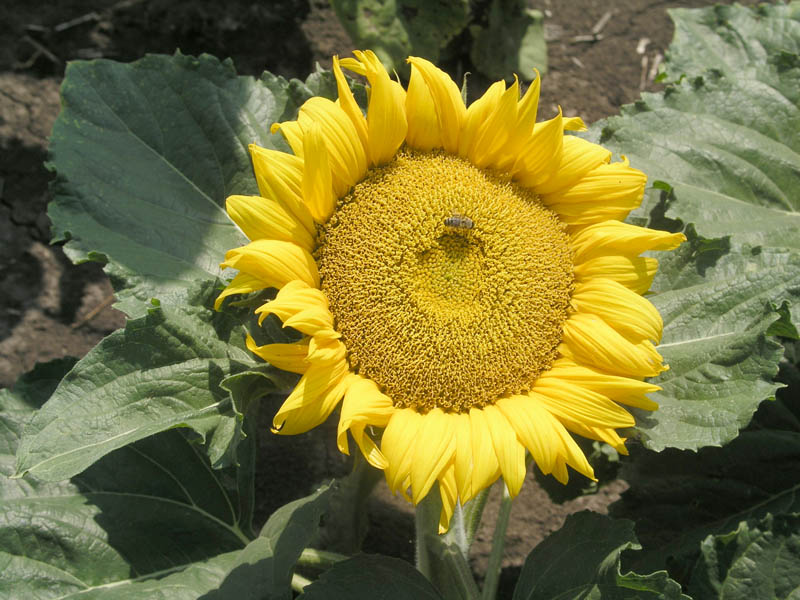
415, 491, 439, 580
481, 483, 513, 600
296, 548, 349, 570
462, 487, 491, 548
415, 488, 481, 600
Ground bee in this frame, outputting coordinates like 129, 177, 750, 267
444, 213, 474, 229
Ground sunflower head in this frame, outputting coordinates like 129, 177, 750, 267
218, 50, 685, 532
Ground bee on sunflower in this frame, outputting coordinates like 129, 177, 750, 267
217, 50, 684, 532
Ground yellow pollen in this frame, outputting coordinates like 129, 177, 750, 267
316, 150, 573, 413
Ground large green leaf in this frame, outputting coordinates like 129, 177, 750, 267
2, 364, 335, 599
47, 53, 337, 316
203, 484, 331, 600
687, 513, 800, 600
13, 283, 287, 482
664, 3, 800, 80
299, 554, 442, 600
625, 221, 786, 450
0, 362, 251, 598
611, 357, 800, 579
587, 2, 800, 450
512, 512, 687, 600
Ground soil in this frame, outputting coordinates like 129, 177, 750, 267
0, 0, 760, 596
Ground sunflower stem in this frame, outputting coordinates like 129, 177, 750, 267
480, 483, 513, 600
415, 488, 480, 600
462, 487, 491, 548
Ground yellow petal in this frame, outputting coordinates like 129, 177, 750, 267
339, 57, 366, 76
561, 312, 667, 378
540, 159, 647, 211
381, 408, 423, 495
471, 80, 521, 168
497, 393, 595, 482
221, 240, 319, 289
514, 109, 564, 187
563, 116, 586, 131
483, 405, 526, 497
438, 465, 458, 534
302, 121, 336, 223
496, 395, 557, 475
254, 280, 336, 338
495, 72, 540, 171
245, 335, 310, 374
410, 408, 456, 503
550, 422, 596, 482
453, 413, 475, 502
298, 97, 367, 197
532, 377, 637, 429
406, 56, 466, 153
226, 194, 314, 251
354, 50, 408, 166
306, 336, 346, 365
533, 136, 612, 195
469, 407, 501, 496
458, 80, 504, 159
270, 120, 304, 157
337, 374, 394, 467
249, 145, 316, 237
405, 64, 442, 151
543, 358, 660, 411
350, 422, 389, 469
573, 255, 658, 295
214, 271, 267, 310
272, 357, 350, 433
569, 283, 659, 345
571, 220, 686, 263
558, 417, 629, 455
333, 55, 369, 151
570, 278, 663, 343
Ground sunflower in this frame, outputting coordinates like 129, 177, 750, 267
217, 51, 684, 531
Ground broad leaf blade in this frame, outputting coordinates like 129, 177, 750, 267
47, 53, 331, 315
0, 365, 253, 599
512, 512, 686, 600
612, 366, 800, 579
664, 3, 800, 80
688, 514, 800, 600
203, 484, 332, 600
14, 284, 284, 481
299, 554, 442, 600
628, 224, 786, 450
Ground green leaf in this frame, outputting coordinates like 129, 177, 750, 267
611, 373, 800, 580
688, 513, 800, 599
664, 3, 800, 81
469, 0, 547, 80
588, 1, 800, 450
0, 367, 254, 599
47, 53, 334, 316
329, 0, 470, 75
299, 554, 442, 600
203, 484, 332, 600
512, 512, 687, 600
626, 222, 786, 450
14, 283, 286, 482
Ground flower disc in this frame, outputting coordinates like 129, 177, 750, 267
316, 150, 573, 412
